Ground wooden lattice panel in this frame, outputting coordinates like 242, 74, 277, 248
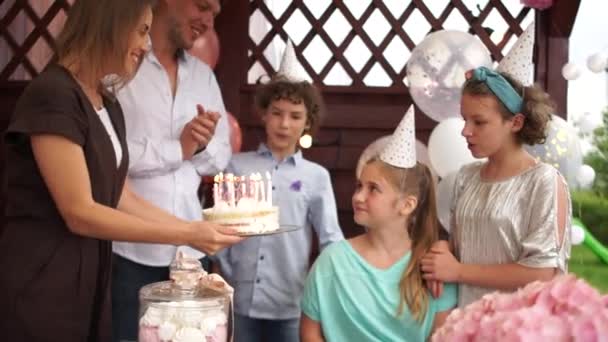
247, 0, 533, 89
0, 0, 72, 81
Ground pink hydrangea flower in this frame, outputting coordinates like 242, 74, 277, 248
432, 275, 608, 342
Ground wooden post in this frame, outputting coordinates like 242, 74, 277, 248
534, 0, 581, 119
214, 1, 250, 120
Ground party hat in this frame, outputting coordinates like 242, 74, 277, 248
277, 40, 308, 82
497, 22, 535, 86
380, 106, 416, 168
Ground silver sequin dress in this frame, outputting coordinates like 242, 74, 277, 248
450, 162, 571, 307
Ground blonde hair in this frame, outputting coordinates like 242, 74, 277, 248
462, 72, 555, 145
369, 158, 439, 321
56, 0, 156, 90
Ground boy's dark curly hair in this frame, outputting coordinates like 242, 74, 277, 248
254, 75, 325, 136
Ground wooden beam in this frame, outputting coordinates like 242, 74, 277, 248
534, 0, 581, 119
214, 0, 250, 117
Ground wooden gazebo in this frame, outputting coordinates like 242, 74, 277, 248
0, 0, 581, 237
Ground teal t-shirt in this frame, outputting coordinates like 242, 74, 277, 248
301, 240, 457, 342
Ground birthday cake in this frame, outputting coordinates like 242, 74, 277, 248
202, 172, 280, 234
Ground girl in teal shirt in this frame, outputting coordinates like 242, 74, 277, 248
301, 158, 457, 341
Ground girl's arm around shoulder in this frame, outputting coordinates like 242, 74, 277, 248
301, 314, 326, 342
421, 246, 556, 290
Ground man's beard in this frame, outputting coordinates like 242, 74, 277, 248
168, 17, 191, 51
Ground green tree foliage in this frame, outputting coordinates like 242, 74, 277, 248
584, 108, 608, 197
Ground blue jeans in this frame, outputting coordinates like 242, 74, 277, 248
111, 253, 210, 342
235, 314, 300, 342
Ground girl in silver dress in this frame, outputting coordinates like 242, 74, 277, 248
421, 67, 572, 307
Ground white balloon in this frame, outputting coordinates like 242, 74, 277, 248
577, 112, 603, 135
579, 139, 595, 156
586, 52, 607, 73
428, 118, 482, 178
416, 140, 440, 184
561, 63, 582, 80
576, 164, 596, 189
407, 30, 492, 122
435, 172, 458, 232
524, 115, 582, 187
571, 224, 586, 245
416, 140, 431, 169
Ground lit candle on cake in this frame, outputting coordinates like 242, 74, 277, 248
226, 173, 235, 207
252, 173, 259, 205
248, 175, 255, 200
239, 176, 246, 202
259, 173, 266, 208
218, 172, 224, 203
265, 171, 272, 206
213, 174, 220, 205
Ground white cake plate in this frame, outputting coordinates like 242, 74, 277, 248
234, 224, 301, 237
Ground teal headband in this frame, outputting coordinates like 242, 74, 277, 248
470, 67, 523, 114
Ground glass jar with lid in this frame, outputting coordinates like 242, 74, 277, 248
138, 253, 231, 342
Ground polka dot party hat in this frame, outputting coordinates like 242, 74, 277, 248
380, 105, 416, 168
277, 40, 308, 82
497, 22, 535, 86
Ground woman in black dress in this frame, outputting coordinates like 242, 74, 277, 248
0, 1, 241, 340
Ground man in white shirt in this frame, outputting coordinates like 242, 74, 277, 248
111, 1, 229, 341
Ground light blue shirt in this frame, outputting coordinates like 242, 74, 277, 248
214, 144, 344, 319
301, 240, 458, 342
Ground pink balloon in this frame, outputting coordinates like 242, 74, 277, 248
226, 112, 242, 153
189, 29, 220, 69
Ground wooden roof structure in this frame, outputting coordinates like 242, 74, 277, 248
0, 0, 581, 236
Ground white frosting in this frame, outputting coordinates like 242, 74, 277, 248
158, 321, 177, 340
213, 200, 232, 213
235, 197, 257, 211
174, 327, 205, 342
203, 206, 280, 234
